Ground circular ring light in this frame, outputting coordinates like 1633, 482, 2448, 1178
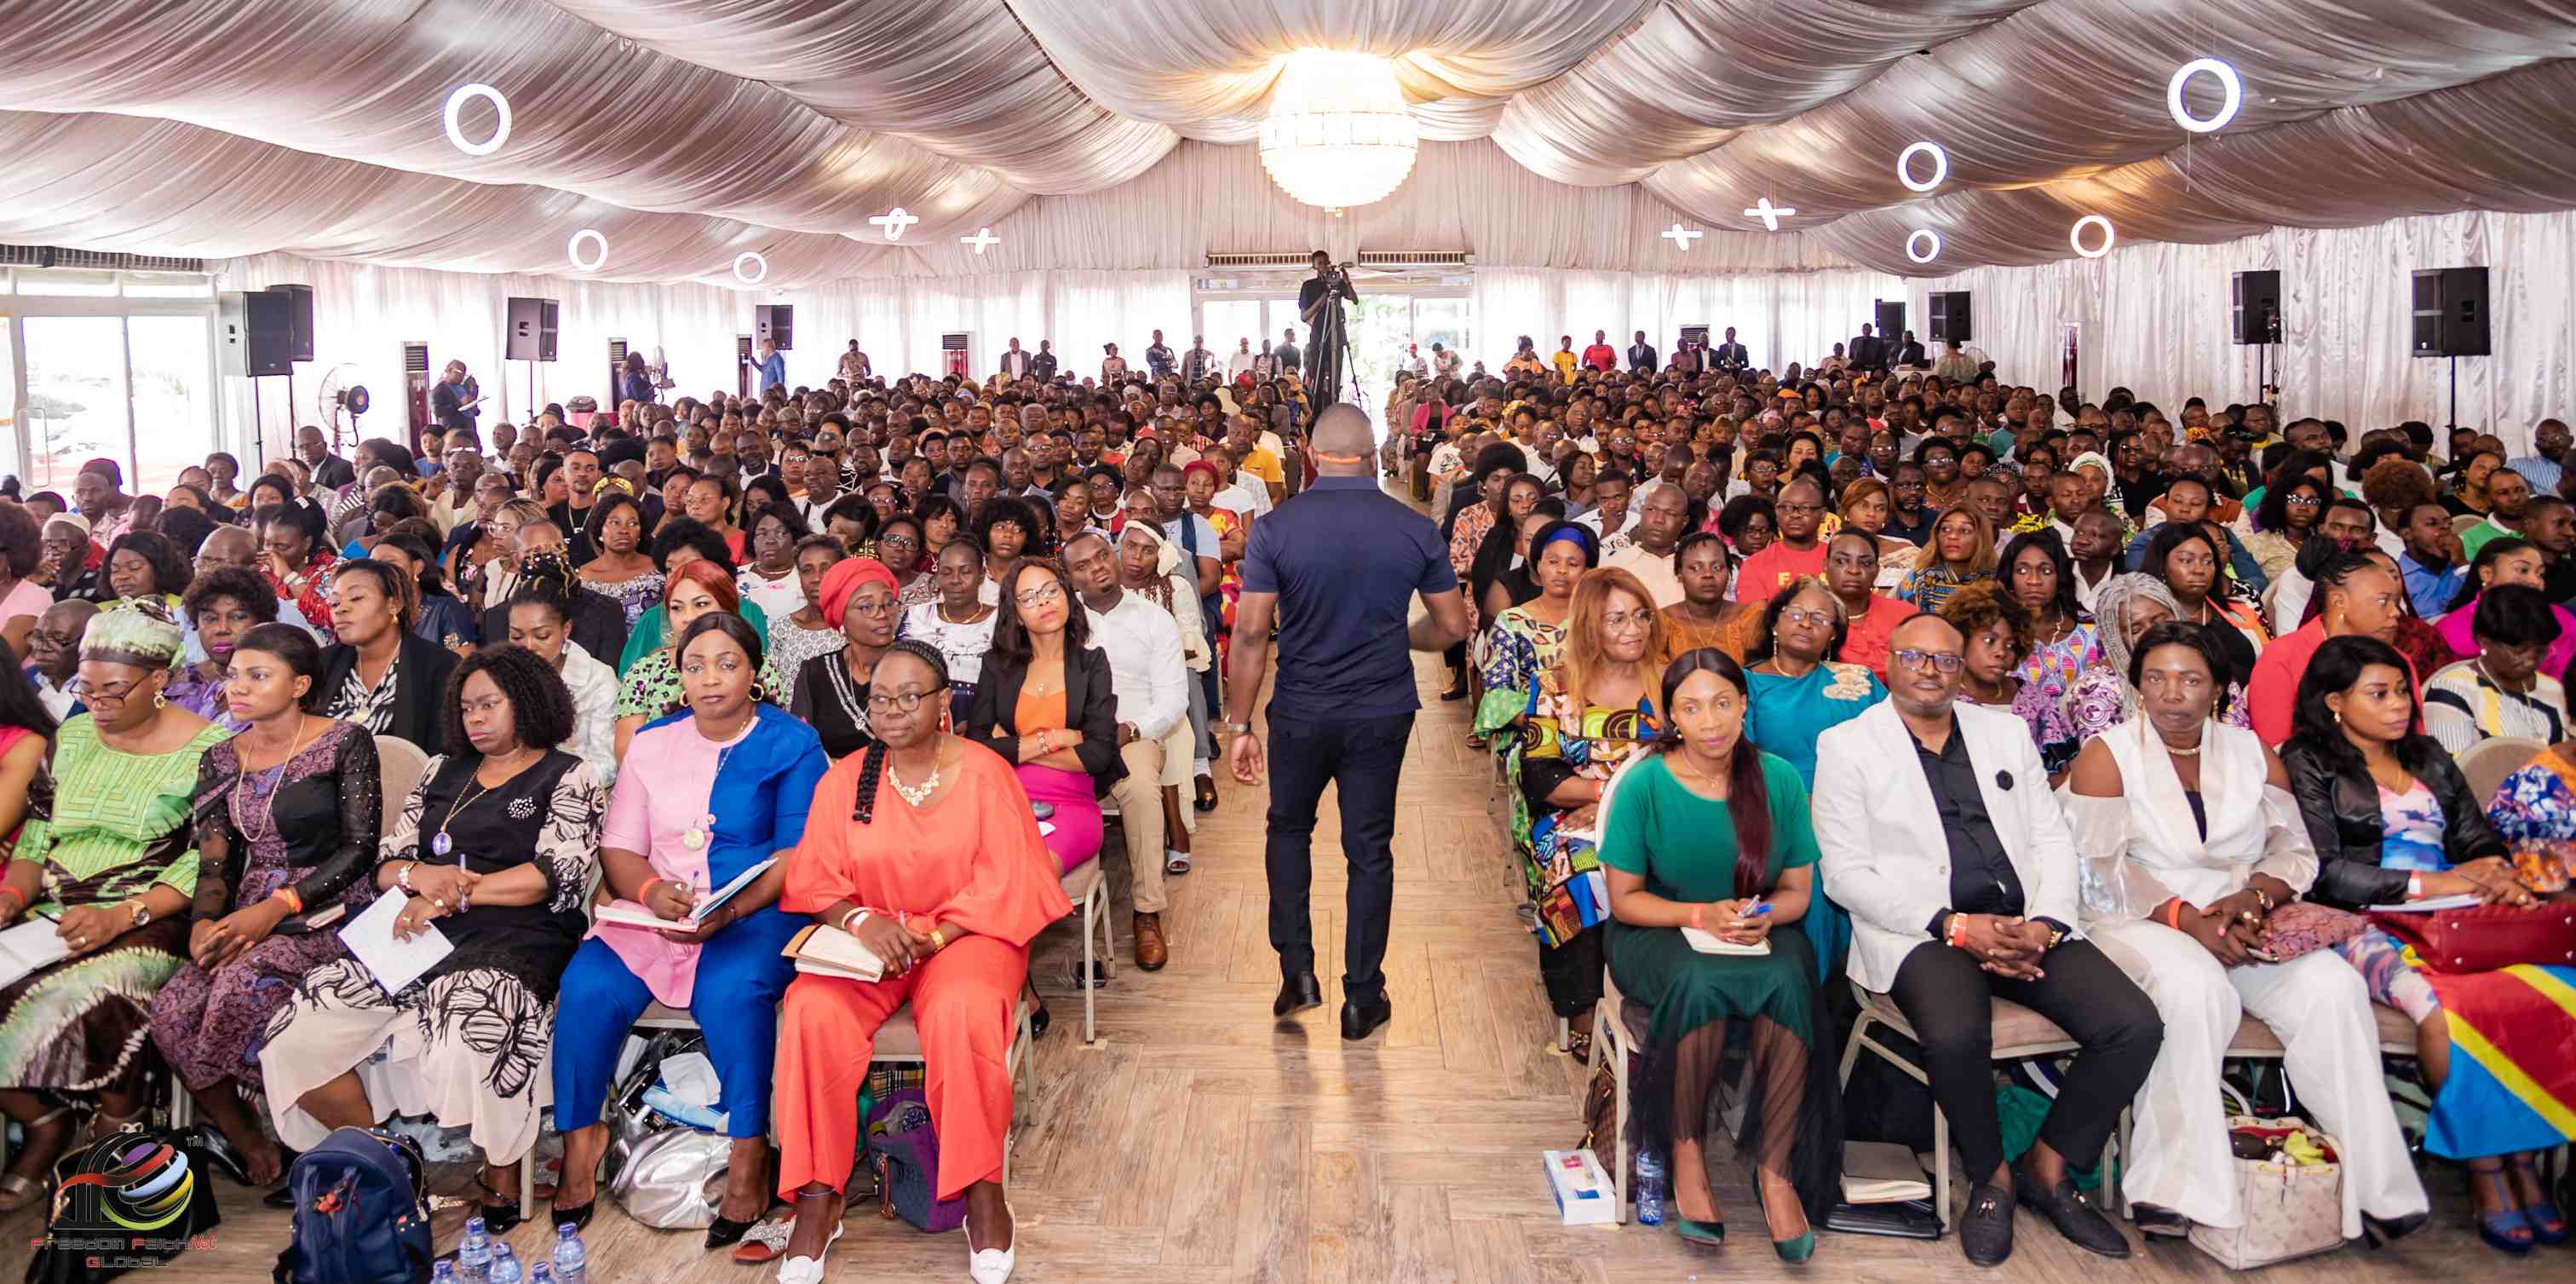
1896, 141, 1948, 193
566, 229, 608, 273
2070, 215, 2116, 259
733, 251, 768, 285
1906, 229, 1941, 264
442, 83, 512, 157
2166, 58, 2242, 134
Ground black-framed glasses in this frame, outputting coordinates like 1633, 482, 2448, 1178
66, 676, 146, 701
1893, 648, 1966, 673
865, 688, 946, 713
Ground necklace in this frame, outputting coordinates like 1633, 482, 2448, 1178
685, 721, 754, 849
233, 715, 319, 848
431, 751, 526, 857
890, 750, 943, 807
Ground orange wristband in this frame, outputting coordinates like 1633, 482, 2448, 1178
271, 886, 303, 915
0, 884, 25, 915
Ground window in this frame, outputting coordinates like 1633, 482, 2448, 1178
21, 315, 130, 490
15, 270, 118, 297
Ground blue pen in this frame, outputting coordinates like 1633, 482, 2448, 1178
1744, 898, 1773, 918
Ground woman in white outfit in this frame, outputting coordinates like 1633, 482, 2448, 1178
2065, 621, 2429, 1242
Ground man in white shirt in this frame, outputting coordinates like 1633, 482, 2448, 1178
1602, 481, 1689, 606
1228, 337, 1257, 380
1578, 472, 1639, 547
999, 337, 1033, 379
1067, 530, 1187, 970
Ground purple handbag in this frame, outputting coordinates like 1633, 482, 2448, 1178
865, 1087, 967, 1233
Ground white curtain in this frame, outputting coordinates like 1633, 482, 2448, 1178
1902, 208, 2576, 452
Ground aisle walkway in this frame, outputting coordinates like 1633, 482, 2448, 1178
0, 643, 2528, 1282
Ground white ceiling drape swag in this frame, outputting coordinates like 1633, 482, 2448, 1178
7, 0, 2572, 280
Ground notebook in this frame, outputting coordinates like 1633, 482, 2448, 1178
2365, 893, 2481, 913
594, 858, 777, 932
1840, 1141, 1933, 1204
339, 890, 454, 993
781, 922, 887, 982
1681, 925, 1771, 956
0, 918, 69, 989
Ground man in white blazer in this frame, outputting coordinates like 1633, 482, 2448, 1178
1814, 612, 2161, 1268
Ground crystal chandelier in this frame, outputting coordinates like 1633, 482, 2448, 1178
1257, 51, 1421, 213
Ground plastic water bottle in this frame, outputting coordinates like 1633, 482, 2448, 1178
529, 1266, 553, 1284
456, 1218, 492, 1284
488, 1242, 525, 1284
1634, 1145, 1668, 1225
551, 1223, 589, 1284
433, 1264, 457, 1284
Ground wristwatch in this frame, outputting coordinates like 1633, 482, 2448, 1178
1221, 721, 1253, 734
125, 897, 151, 929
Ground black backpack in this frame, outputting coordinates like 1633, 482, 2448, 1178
271, 1127, 434, 1284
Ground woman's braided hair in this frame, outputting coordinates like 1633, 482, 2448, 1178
848, 638, 953, 825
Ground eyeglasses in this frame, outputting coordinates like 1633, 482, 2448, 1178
66, 676, 145, 701
1778, 607, 1837, 629
847, 596, 900, 618
877, 533, 920, 550
1892, 648, 1966, 673
865, 688, 946, 713
2284, 496, 2323, 509
1015, 582, 1067, 608
1600, 609, 1653, 631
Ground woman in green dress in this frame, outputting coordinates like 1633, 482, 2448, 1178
0, 600, 227, 1208
1601, 648, 1838, 1259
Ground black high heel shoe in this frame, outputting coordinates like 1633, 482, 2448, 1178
705, 1212, 757, 1249
551, 1198, 596, 1233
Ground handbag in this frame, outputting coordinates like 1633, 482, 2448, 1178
608, 1127, 729, 1230
865, 1087, 966, 1233
2187, 1115, 2347, 1270
2367, 901, 2576, 973
2260, 901, 2367, 962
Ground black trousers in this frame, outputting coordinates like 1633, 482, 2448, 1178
1264, 711, 1413, 1003
1884, 937, 2162, 1183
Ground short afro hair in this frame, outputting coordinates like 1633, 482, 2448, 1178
440, 643, 577, 757
182, 565, 281, 628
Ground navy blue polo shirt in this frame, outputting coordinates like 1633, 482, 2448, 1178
1241, 475, 1458, 723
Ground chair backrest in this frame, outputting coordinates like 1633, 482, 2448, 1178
2457, 734, 2546, 808
374, 734, 430, 838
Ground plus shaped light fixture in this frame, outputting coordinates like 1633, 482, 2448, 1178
959, 227, 1001, 254
1742, 198, 1796, 231
1661, 222, 1704, 251
869, 207, 921, 241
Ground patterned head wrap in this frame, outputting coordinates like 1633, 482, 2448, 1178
81, 597, 184, 671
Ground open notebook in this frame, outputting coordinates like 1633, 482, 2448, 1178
781, 922, 888, 982
595, 858, 777, 932
0, 918, 69, 990
1681, 925, 1771, 957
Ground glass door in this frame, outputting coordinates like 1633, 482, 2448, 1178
127, 315, 213, 493
21, 316, 129, 493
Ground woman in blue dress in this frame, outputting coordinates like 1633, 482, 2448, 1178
548, 612, 827, 1245
1742, 574, 1885, 981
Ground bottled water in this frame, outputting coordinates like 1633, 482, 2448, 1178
457, 1218, 492, 1284
1634, 1145, 1667, 1225
551, 1223, 589, 1284
434, 1264, 457, 1284
489, 1242, 525, 1284
529, 1266, 553, 1284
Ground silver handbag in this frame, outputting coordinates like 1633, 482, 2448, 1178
608, 1126, 729, 1229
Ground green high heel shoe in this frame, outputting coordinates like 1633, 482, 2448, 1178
1757, 1174, 1816, 1263
1675, 1216, 1727, 1247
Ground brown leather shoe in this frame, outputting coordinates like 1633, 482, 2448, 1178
1132, 913, 1169, 971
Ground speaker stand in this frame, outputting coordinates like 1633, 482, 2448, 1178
2447, 354, 2459, 431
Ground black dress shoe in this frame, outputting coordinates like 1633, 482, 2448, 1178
1274, 972, 1323, 1018
2013, 1167, 2130, 1259
2132, 1202, 2190, 1237
1959, 1182, 2016, 1267
1440, 677, 1469, 701
1340, 994, 1393, 1041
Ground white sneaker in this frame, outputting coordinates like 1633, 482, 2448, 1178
965, 1205, 1016, 1284
774, 1220, 843, 1284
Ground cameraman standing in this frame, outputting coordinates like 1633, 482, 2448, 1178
1299, 250, 1360, 410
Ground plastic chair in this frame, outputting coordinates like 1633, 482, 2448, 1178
1062, 861, 1113, 1045
2458, 735, 2546, 807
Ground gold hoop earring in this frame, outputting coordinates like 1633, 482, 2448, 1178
152, 690, 169, 709
750, 682, 768, 702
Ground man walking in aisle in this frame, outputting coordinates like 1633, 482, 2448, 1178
1227, 404, 1469, 1039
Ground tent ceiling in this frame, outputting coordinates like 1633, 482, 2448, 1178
4, 0, 2572, 284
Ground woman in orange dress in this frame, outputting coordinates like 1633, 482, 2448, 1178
773, 640, 1071, 1284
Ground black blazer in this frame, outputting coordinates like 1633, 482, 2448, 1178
480, 586, 627, 665
967, 645, 1124, 793
319, 630, 459, 754
2280, 740, 2506, 909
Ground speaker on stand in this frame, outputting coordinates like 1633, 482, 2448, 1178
2413, 267, 2491, 430
736, 335, 755, 400
506, 297, 559, 426
2232, 270, 2283, 407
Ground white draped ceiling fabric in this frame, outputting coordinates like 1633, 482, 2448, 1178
8, 0, 2574, 280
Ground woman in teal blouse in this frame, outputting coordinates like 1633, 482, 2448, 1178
1601, 648, 1839, 1260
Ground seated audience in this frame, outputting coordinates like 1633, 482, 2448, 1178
620, 561, 785, 762
1820, 531, 1909, 677
170, 565, 279, 729
1816, 612, 2163, 1267
2284, 635, 2573, 1250
1475, 521, 1597, 734
1998, 530, 2100, 700
2432, 537, 2576, 681
967, 557, 1115, 881
318, 558, 459, 753
1065, 531, 1186, 970
550, 613, 825, 1241
2422, 583, 2566, 751
1894, 505, 1995, 612
2067, 622, 2427, 1244
506, 564, 622, 785
1744, 576, 1884, 785
0, 603, 225, 1209
901, 537, 998, 728
1659, 531, 1767, 665
2248, 550, 2404, 745
1937, 580, 2079, 778
771, 642, 1071, 1284
1600, 648, 1837, 1258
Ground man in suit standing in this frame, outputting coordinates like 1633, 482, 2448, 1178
1815, 612, 2160, 1267
999, 337, 1033, 379
1624, 329, 1657, 374
1849, 323, 1883, 372
1712, 325, 1750, 371
1227, 405, 1469, 1039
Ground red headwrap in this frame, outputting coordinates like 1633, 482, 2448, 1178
1181, 459, 1222, 487
816, 556, 897, 630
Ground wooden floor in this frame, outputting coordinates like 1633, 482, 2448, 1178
1, 618, 2554, 1281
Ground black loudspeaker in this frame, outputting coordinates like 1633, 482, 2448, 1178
1928, 291, 1972, 343
216, 290, 295, 377
756, 304, 794, 350
505, 296, 560, 362
271, 283, 315, 362
2231, 270, 2281, 346
2412, 268, 2491, 357
1873, 299, 1906, 338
